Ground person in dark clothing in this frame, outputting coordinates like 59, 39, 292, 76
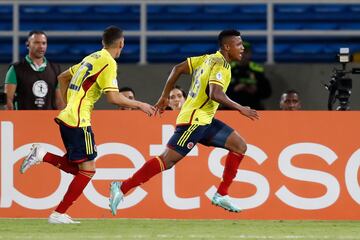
4, 30, 65, 110
226, 42, 272, 110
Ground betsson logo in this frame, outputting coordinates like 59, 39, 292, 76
1, 121, 360, 210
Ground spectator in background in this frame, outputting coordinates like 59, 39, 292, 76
168, 85, 187, 110
226, 41, 272, 110
280, 89, 301, 110
4, 30, 65, 110
119, 86, 136, 110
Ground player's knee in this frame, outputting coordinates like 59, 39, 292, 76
227, 132, 247, 154
234, 141, 247, 154
165, 160, 176, 169
230, 137, 247, 155
160, 149, 183, 170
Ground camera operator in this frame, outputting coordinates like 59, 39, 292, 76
325, 48, 359, 111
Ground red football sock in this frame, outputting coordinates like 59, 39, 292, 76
217, 152, 244, 196
121, 156, 165, 195
55, 170, 95, 214
43, 153, 79, 175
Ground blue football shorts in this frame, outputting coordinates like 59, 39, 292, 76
167, 118, 234, 156
57, 121, 97, 162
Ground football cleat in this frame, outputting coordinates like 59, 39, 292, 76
109, 181, 124, 216
212, 192, 241, 213
20, 144, 46, 174
48, 211, 80, 224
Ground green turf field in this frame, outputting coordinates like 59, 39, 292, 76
0, 219, 359, 240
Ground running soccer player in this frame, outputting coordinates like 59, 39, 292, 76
20, 26, 155, 224
109, 29, 259, 215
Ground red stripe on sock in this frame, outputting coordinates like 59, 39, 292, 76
121, 157, 164, 195
217, 152, 244, 196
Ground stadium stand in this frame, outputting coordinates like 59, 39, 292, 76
1, 1, 360, 63
0, 5, 12, 31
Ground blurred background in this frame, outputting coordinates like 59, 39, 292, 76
1, 0, 360, 110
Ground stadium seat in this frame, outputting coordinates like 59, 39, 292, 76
147, 5, 166, 14
312, 5, 346, 13
338, 23, 360, 30
0, 5, 12, 30
290, 44, 323, 54
3, 2, 360, 63
274, 44, 290, 54
46, 44, 68, 55
69, 44, 102, 56
240, 4, 266, 14
252, 44, 267, 54
304, 23, 338, 30
274, 23, 303, 30
21, 5, 53, 14
0, 42, 12, 56
57, 6, 90, 14
179, 44, 216, 54
122, 44, 140, 55
147, 44, 179, 54
275, 4, 309, 13
92, 5, 130, 14
203, 5, 238, 14
166, 5, 201, 14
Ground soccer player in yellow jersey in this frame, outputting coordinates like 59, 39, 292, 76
110, 30, 259, 215
20, 26, 155, 224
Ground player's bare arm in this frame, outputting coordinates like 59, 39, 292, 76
55, 88, 66, 110
4, 83, 16, 110
155, 60, 189, 114
209, 83, 259, 120
106, 91, 155, 116
57, 70, 72, 104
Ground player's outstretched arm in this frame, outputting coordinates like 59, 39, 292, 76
106, 91, 155, 116
155, 60, 189, 114
57, 69, 72, 104
209, 83, 259, 121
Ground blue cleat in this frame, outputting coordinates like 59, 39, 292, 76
109, 181, 124, 216
212, 192, 241, 213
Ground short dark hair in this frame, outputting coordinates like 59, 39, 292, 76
102, 26, 123, 47
218, 29, 241, 47
28, 30, 47, 39
119, 87, 135, 96
283, 89, 299, 96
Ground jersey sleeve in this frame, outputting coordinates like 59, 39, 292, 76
187, 55, 206, 75
208, 61, 228, 88
97, 61, 119, 92
69, 63, 81, 76
4, 65, 17, 84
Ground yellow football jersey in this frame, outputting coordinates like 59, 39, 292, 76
57, 49, 119, 127
176, 51, 231, 125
